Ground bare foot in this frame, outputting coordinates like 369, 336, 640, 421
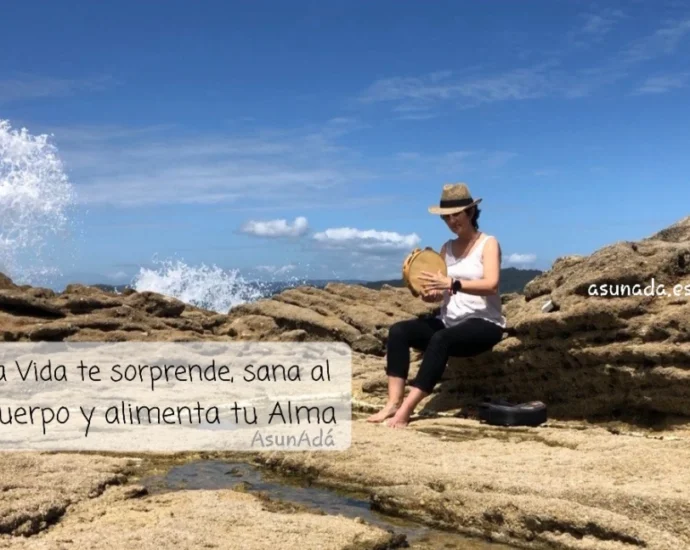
366, 402, 400, 423
386, 409, 411, 428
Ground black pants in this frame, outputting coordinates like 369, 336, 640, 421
386, 316, 503, 394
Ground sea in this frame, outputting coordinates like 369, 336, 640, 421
0, 119, 372, 314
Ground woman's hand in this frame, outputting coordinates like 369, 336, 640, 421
419, 270, 452, 293
420, 288, 444, 302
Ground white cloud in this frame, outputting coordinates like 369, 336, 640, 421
622, 18, 690, 64
505, 253, 537, 267
0, 74, 114, 104
312, 227, 420, 254
568, 8, 627, 47
33, 118, 518, 210
357, 17, 690, 116
581, 10, 626, 37
359, 64, 558, 116
18, 119, 515, 211
240, 217, 308, 238
32, 120, 375, 208
633, 73, 690, 94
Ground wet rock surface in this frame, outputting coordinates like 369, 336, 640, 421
255, 418, 690, 550
0, 476, 397, 550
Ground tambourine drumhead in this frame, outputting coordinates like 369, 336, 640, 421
402, 247, 447, 297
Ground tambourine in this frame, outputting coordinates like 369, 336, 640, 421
402, 247, 447, 297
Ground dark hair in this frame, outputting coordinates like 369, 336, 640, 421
469, 206, 480, 229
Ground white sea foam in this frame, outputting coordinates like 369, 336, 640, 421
0, 120, 76, 284
130, 257, 316, 313
131, 258, 267, 313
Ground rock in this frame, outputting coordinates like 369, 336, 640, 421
51, 285, 122, 314
255, 419, 690, 550
197, 313, 228, 330
0, 270, 435, 353
1, 217, 690, 550
226, 299, 363, 343
0, 452, 395, 550
124, 291, 187, 317
0, 452, 131, 536
352, 334, 383, 355
225, 284, 436, 353
417, 217, 690, 422
0, 273, 17, 290
648, 214, 690, 242
0, 215, 689, 425
0, 282, 227, 342
278, 329, 308, 342
223, 314, 280, 338
0, 290, 65, 319
28, 322, 79, 341
2, 480, 396, 550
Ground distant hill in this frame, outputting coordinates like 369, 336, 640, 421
357, 267, 542, 294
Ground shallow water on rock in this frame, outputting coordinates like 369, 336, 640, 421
140, 459, 516, 549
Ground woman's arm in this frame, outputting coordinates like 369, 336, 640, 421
453, 237, 501, 296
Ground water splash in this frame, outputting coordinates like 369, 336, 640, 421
0, 120, 76, 284
253, 263, 311, 288
131, 258, 271, 313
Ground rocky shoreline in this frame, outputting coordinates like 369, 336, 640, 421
1, 216, 689, 549
0, 451, 401, 550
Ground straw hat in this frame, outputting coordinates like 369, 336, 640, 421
428, 183, 482, 215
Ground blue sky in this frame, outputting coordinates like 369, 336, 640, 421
2, 0, 690, 288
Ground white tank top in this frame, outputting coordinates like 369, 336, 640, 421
437, 234, 506, 329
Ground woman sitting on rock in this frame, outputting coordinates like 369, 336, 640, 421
368, 183, 506, 428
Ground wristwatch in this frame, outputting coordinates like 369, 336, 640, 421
450, 279, 462, 294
